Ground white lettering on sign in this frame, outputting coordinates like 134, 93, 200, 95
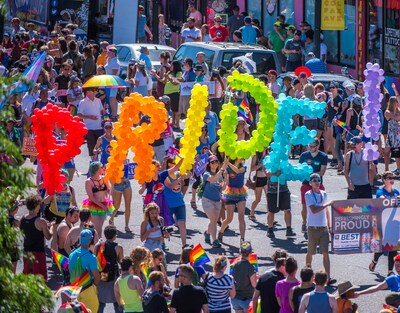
385, 28, 400, 47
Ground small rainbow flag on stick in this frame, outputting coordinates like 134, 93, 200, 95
51, 250, 69, 273
189, 244, 211, 267
141, 263, 150, 286
237, 99, 253, 124
54, 285, 82, 299
96, 242, 107, 272
71, 270, 91, 287
333, 118, 350, 131
229, 253, 258, 275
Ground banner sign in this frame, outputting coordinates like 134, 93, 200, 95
22, 137, 38, 156
123, 162, 137, 180
180, 81, 215, 96
160, 122, 172, 138
321, 0, 345, 30
167, 147, 180, 158
332, 198, 400, 254
194, 153, 209, 177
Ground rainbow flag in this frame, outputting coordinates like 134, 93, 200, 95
237, 99, 253, 124
189, 244, 210, 267
230, 254, 258, 275
70, 270, 91, 287
51, 250, 69, 273
141, 263, 150, 286
54, 285, 82, 299
166, 299, 171, 307
96, 242, 107, 272
247, 299, 261, 313
333, 118, 350, 131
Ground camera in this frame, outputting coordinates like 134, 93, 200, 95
161, 226, 174, 234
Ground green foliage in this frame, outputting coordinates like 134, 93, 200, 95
0, 74, 54, 311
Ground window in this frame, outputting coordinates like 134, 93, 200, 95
173, 46, 215, 69
384, 1, 400, 75
221, 51, 277, 74
304, 0, 356, 67
278, 0, 295, 25
366, 0, 383, 65
116, 47, 131, 62
247, 0, 262, 25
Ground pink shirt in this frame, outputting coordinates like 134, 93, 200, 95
275, 279, 301, 313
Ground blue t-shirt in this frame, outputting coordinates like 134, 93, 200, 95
375, 187, 400, 198
69, 247, 98, 283
227, 166, 246, 188
160, 170, 185, 208
204, 111, 220, 144
386, 275, 400, 292
183, 69, 196, 82
139, 53, 152, 73
299, 151, 328, 184
202, 171, 223, 202
138, 15, 147, 38
240, 25, 257, 45
305, 58, 327, 74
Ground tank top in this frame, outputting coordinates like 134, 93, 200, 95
349, 108, 362, 130
20, 216, 45, 252
101, 136, 113, 166
292, 285, 315, 313
227, 166, 246, 188
196, 137, 210, 155
307, 291, 332, 313
349, 151, 369, 185
117, 275, 143, 312
146, 221, 162, 238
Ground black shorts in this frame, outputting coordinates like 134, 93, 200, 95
267, 190, 291, 213
168, 92, 180, 113
184, 178, 190, 187
347, 184, 372, 199
255, 176, 268, 188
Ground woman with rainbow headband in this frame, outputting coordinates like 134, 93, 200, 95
81, 161, 114, 236
218, 158, 248, 244
204, 255, 236, 313
66, 76, 83, 116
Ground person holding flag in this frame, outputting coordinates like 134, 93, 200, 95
68, 229, 100, 313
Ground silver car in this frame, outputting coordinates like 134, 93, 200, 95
115, 43, 176, 81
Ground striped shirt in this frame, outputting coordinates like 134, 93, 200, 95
205, 273, 234, 311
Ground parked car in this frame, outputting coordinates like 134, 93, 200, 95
277, 72, 360, 94
115, 43, 176, 81
173, 42, 280, 76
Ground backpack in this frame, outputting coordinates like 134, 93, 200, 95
99, 241, 119, 282
197, 176, 207, 199
70, 251, 90, 286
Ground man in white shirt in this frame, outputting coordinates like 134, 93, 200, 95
104, 46, 120, 121
181, 17, 201, 43
77, 88, 104, 160
267, 70, 281, 99
305, 173, 336, 285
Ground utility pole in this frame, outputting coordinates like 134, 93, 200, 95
152, 0, 159, 43
314, 0, 321, 59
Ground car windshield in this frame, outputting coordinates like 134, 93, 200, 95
148, 49, 175, 62
174, 46, 215, 70
221, 51, 276, 75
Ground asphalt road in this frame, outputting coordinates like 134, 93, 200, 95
19, 134, 398, 313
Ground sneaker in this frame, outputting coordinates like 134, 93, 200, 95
286, 228, 296, 237
267, 228, 275, 238
392, 168, 400, 176
204, 231, 211, 244
217, 231, 223, 242
212, 239, 221, 248
301, 224, 307, 233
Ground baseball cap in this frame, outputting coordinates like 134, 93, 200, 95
209, 154, 218, 163
350, 136, 362, 145
309, 173, 321, 181
394, 254, 400, 262
196, 51, 205, 57
107, 46, 117, 53
268, 69, 278, 76
103, 121, 112, 128
3, 32, 10, 37
352, 95, 362, 105
244, 16, 252, 24
240, 241, 252, 252
307, 52, 315, 58
100, 41, 109, 47
274, 21, 282, 27
50, 31, 58, 37
139, 46, 148, 53
329, 81, 339, 88
57, 300, 89, 313
159, 95, 171, 103
137, 59, 145, 67
343, 81, 355, 90
285, 25, 296, 30
79, 229, 93, 245
214, 15, 222, 21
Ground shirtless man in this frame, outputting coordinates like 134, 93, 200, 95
57, 206, 80, 256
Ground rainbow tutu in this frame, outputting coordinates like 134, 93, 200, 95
222, 186, 248, 203
80, 198, 115, 217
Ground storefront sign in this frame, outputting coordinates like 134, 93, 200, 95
385, 28, 400, 47
332, 198, 400, 254
22, 137, 38, 156
321, 0, 345, 30
180, 81, 215, 96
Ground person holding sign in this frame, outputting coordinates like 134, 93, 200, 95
304, 173, 336, 285
369, 171, 400, 277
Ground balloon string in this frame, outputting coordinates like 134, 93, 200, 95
277, 176, 280, 208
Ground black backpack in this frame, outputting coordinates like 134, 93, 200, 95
100, 241, 119, 282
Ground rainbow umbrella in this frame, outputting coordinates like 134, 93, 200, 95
82, 75, 129, 89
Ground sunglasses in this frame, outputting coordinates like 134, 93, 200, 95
104, 126, 112, 129
64, 67, 71, 70
210, 160, 218, 164
384, 176, 394, 180
309, 144, 318, 148
310, 178, 321, 183
330, 86, 337, 89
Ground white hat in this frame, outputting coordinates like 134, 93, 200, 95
237, 116, 250, 128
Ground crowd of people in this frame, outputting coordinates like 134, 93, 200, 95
2, 9, 400, 313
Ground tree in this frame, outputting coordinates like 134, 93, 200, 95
0, 76, 54, 311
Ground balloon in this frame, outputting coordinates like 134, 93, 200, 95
218, 71, 278, 160
105, 93, 168, 184
179, 84, 209, 173
263, 94, 326, 184
31, 104, 88, 195
362, 62, 384, 161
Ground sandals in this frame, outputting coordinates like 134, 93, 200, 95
248, 215, 257, 221
109, 218, 114, 225
190, 201, 197, 209
125, 226, 132, 233
369, 260, 377, 272
327, 278, 337, 285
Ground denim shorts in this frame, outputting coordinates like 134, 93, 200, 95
113, 180, 131, 192
232, 298, 251, 311
170, 205, 186, 222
